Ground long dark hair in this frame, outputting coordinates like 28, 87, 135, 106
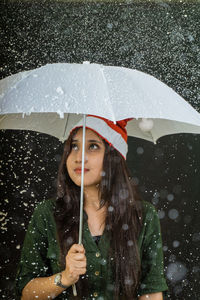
54, 128, 143, 299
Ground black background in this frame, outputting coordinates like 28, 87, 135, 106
0, 1, 200, 299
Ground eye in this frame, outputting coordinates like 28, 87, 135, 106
71, 143, 78, 151
89, 143, 99, 150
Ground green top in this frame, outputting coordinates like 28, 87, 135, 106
15, 199, 168, 299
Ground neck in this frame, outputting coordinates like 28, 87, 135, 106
84, 185, 101, 210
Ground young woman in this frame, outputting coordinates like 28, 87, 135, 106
15, 115, 168, 300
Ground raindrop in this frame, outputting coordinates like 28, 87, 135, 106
158, 210, 165, 219
100, 171, 106, 177
138, 118, 154, 132
108, 206, 114, 212
124, 277, 133, 285
173, 241, 180, 248
163, 245, 168, 252
166, 261, 187, 282
57, 110, 64, 118
127, 240, 134, 247
192, 233, 200, 242
133, 177, 139, 185
106, 224, 111, 231
169, 254, 176, 262
136, 147, 144, 155
152, 198, 159, 205
192, 266, 200, 273
56, 87, 64, 95
107, 23, 113, 30
66, 236, 73, 245
167, 194, 174, 201
153, 191, 160, 198
119, 189, 129, 200
122, 224, 129, 230
100, 259, 107, 266
140, 283, 146, 290
168, 209, 179, 220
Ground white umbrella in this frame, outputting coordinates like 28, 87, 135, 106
1, 62, 200, 296
0, 62, 200, 144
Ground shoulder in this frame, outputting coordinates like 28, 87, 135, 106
30, 198, 56, 224
33, 198, 56, 214
140, 201, 161, 234
142, 200, 157, 214
27, 198, 56, 234
141, 200, 158, 219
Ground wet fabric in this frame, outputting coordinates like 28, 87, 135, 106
15, 199, 168, 299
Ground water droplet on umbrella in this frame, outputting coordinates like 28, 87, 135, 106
56, 87, 64, 95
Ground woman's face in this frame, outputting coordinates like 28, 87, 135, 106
66, 128, 105, 188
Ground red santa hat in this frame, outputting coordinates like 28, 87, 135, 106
70, 115, 132, 159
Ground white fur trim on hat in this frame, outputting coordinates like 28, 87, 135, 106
71, 116, 128, 159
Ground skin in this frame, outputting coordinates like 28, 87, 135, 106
21, 128, 163, 300
66, 128, 106, 189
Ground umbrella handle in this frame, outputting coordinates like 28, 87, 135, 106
72, 284, 77, 296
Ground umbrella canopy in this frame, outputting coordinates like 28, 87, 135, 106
0, 62, 200, 143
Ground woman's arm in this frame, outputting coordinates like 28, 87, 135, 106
21, 273, 69, 300
21, 244, 86, 300
138, 292, 163, 300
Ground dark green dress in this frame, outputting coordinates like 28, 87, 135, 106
15, 199, 168, 299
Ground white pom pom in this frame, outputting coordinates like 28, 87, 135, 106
139, 118, 154, 132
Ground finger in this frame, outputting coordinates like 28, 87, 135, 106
71, 253, 86, 261
74, 267, 87, 275
69, 244, 85, 254
73, 261, 87, 268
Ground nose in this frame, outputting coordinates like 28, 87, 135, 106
75, 147, 88, 163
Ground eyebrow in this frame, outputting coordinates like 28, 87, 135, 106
72, 139, 103, 144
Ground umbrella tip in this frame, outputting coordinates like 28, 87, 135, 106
83, 61, 90, 64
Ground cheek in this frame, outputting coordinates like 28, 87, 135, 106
96, 155, 104, 173
66, 156, 72, 173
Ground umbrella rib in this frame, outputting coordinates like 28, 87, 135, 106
62, 113, 69, 140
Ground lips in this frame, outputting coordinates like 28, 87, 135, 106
74, 168, 89, 174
